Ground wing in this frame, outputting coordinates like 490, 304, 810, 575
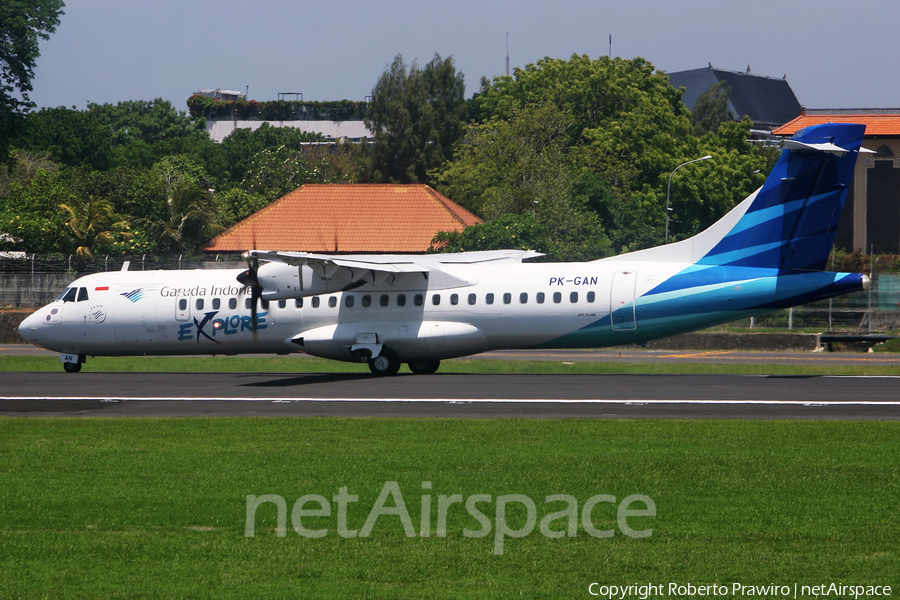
245, 249, 544, 297
247, 249, 542, 287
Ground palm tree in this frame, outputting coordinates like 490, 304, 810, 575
144, 178, 223, 253
58, 196, 132, 258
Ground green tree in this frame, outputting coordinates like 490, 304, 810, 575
20, 106, 113, 169
0, 165, 74, 253
691, 81, 733, 136
462, 55, 699, 250
439, 54, 773, 253
0, 148, 58, 196
218, 188, 270, 227
141, 175, 223, 253
365, 54, 465, 183
434, 103, 587, 223
432, 213, 551, 254
63, 165, 161, 223
433, 104, 611, 260
215, 123, 324, 188
0, 0, 64, 162
58, 195, 131, 257
84, 99, 214, 169
664, 118, 769, 241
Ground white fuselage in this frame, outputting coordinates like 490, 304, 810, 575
19, 258, 707, 362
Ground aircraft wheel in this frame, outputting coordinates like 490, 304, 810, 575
408, 359, 440, 375
63, 361, 82, 373
368, 348, 401, 376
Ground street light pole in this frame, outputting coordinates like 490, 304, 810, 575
666, 155, 712, 242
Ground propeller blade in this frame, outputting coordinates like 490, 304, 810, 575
236, 251, 262, 338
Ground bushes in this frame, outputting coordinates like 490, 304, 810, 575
187, 95, 368, 121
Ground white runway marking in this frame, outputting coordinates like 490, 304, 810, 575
2, 396, 899, 406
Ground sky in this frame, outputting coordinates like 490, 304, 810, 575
26, 0, 900, 112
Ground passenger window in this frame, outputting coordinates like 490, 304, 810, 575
520, 292, 528, 304
179, 299, 188, 311
229, 298, 237, 310
503, 293, 512, 305
213, 298, 221, 310
414, 294, 424, 306
295, 298, 303, 308
450, 293, 459, 305
62, 287, 77, 303
328, 297, 337, 308
311, 297, 319, 308
486, 293, 494, 305
261, 299, 269, 309
196, 298, 204, 310
397, 294, 407, 307
77, 287, 89, 302
570, 291, 578, 303
245, 298, 252, 309
278, 299, 287, 309
380, 294, 389, 307
362, 295, 372, 307
537, 292, 545, 304
432, 294, 441, 306
468, 293, 476, 305
587, 291, 596, 303
345, 295, 355, 308
553, 292, 562, 304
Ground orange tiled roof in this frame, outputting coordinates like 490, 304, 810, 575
204, 184, 482, 253
773, 113, 900, 136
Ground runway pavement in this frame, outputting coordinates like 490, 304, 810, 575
4, 343, 900, 366
1, 371, 898, 420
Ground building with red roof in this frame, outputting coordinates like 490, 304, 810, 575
774, 109, 900, 254
204, 184, 482, 253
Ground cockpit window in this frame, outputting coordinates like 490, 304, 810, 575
60, 287, 78, 303
77, 287, 89, 302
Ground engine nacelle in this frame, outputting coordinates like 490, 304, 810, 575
256, 262, 352, 300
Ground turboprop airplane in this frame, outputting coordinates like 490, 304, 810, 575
19, 122, 868, 375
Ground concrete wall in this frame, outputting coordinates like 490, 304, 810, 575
206, 120, 372, 143
1, 272, 71, 308
0, 310, 32, 343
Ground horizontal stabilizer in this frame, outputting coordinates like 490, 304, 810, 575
782, 139, 850, 156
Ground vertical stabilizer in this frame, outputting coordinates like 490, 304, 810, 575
697, 123, 864, 271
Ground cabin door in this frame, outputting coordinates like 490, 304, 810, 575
610, 271, 637, 331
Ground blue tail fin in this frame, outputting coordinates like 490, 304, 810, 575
697, 123, 865, 271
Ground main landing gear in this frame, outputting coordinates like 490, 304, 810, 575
408, 359, 440, 375
365, 348, 441, 376
368, 348, 402, 376
63, 362, 82, 373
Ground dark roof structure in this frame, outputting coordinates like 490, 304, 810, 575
667, 66, 802, 130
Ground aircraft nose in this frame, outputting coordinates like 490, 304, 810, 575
18, 312, 39, 344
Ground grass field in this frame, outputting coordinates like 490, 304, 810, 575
0, 418, 897, 599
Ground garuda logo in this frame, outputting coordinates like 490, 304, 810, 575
120, 289, 145, 303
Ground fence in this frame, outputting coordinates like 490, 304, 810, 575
2, 254, 899, 332
0, 254, 246, 308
